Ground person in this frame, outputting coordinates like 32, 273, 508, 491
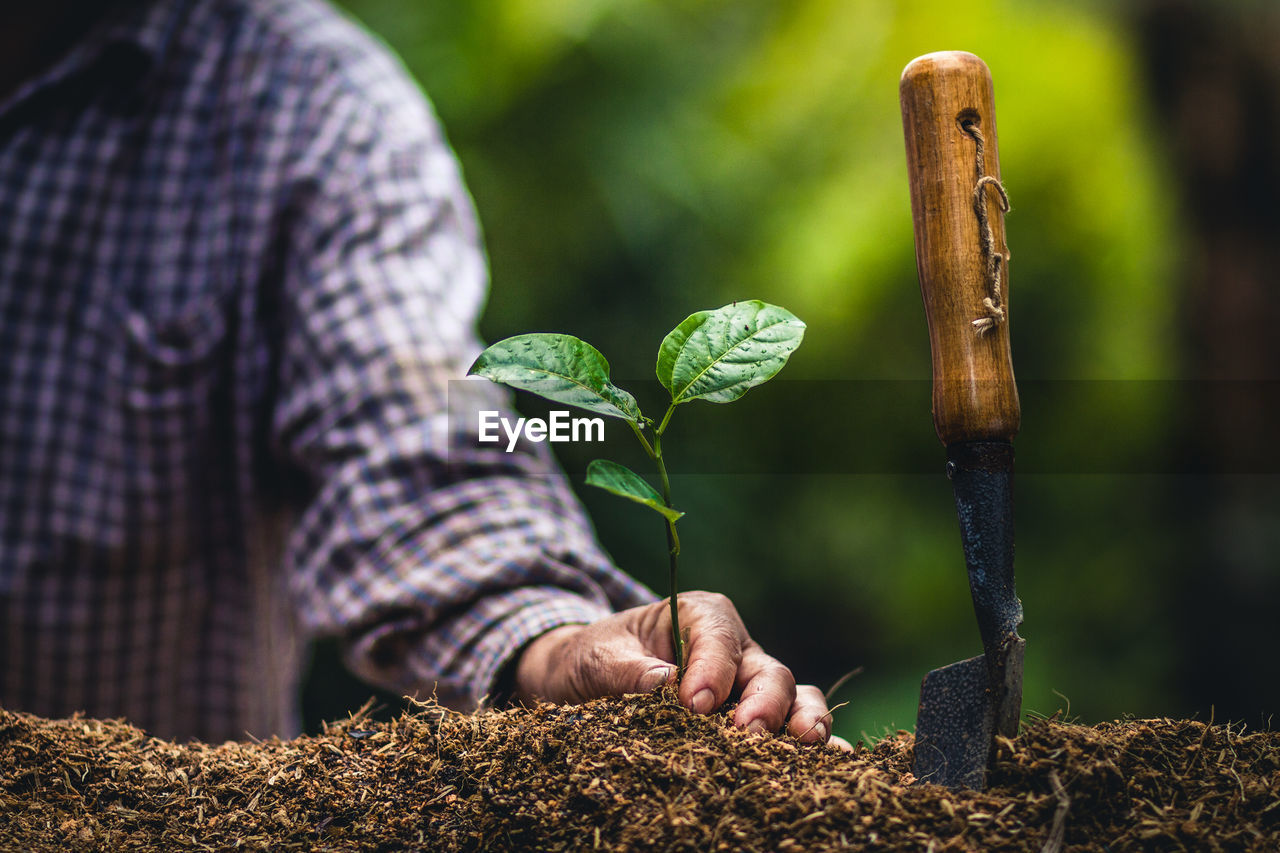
0, 0, 846, 748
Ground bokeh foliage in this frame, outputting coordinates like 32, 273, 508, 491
324, 0, 1273, 739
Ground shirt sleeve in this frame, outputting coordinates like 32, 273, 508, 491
269, 55, 655, 710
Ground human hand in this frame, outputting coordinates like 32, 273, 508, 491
513, 591, 853, 749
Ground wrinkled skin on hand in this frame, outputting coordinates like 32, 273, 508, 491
515, 591, 853, 750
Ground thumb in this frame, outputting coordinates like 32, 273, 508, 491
630, 657, 678, 694
575, 638, 677, 699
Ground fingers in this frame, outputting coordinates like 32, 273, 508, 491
828, 735, 855, 752
785, 684, 834, 744
731, 642, 797, 734
673, 592, 748, 715
663, 593, 825, 745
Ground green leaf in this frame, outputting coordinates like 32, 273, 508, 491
469, 334, 642, 421
585, 459, 685, 523
656, 301, 805, 404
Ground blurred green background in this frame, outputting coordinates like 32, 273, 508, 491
306, 0, 1280, 741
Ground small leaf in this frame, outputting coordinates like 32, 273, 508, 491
469, 334, 641, 421
585, 460, 685, 523
656, 301, 805, 404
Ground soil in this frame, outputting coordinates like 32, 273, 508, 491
1, 690, 1277, 852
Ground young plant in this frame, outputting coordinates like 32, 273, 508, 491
469, 301, 805, 678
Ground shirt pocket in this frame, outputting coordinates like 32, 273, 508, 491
110, 290, 234, 539
119, 293, 230, 413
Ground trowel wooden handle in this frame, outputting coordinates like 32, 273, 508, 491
900, 51, 1020, 445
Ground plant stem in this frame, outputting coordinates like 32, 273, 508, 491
628, 420, 656, 459
629, 408, 685, 678
651, 428, 685, 678
656, 402, 676, 437
663, 517, 684, 678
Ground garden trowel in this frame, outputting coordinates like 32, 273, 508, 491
899, 51, 1025, 789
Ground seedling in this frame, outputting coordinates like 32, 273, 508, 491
469, 301, 805, 678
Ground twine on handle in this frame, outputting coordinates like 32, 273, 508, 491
961, 119, 1011, 336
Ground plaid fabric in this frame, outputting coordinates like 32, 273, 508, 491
0, 0, 652, 742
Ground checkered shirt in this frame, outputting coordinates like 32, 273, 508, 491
0, 0, 653, 742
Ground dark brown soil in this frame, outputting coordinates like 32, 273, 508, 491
1, 690, 1277, 851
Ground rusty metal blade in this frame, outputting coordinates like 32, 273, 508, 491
948, 442, 1022, 654
913, 639, 1024, 788
913, 441, 1024, 789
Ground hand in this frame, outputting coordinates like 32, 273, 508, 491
513, 591, 852, 749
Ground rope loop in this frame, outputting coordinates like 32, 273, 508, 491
961, 120, 1011, 336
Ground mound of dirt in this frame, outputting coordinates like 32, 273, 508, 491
1, 690, 1277, 851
